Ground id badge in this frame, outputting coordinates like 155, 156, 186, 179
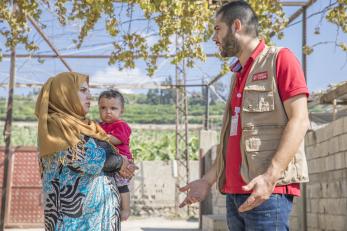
230, 107, 240, 136
229, 115, 238, 136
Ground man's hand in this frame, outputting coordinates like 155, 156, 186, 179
178, 179, 211, 208
238, 174, 277, 212
119, 156, 138, 178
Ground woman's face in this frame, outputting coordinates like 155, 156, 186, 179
78, 82, 92, 114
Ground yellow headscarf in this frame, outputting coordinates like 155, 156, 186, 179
35, 72, 108, 157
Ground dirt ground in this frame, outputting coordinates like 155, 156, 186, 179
5, 216, 200, 231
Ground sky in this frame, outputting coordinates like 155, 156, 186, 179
0, 0, 346, 98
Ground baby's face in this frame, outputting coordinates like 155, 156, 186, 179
98, 97, 123, 123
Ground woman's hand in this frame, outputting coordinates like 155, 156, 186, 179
119, 156, 138, 178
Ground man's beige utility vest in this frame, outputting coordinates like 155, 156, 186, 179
216, 45, 309, 193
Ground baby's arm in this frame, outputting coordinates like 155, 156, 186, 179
107, 134, 122, 145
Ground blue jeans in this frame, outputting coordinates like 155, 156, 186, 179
226, 194, 293, 231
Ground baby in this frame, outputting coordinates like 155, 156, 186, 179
98, 89, 133, 221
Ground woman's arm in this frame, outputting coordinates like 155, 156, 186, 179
102, 144, 123, 172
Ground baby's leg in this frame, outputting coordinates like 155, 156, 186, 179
120, 192, 130, 221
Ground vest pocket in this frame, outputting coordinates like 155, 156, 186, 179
244, 138, 279, 180
242, 81, 274, 112
242, 128, 282, 180
245, 151, 273, 180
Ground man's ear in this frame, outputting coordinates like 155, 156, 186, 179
232, 19, 242, 33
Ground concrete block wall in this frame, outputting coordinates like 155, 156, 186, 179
296, 116, 347, 231
130, 160, 200, 217
205, 143, 227, 216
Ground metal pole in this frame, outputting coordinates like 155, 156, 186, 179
2, 53, 219, 59
0, 46, 16, 230
204, 86, 209, 130
182, 58, 190, 216
301, 8, 308, 231
302, 7, 307, 83
27, 15, 73, 72
175, 35, 180, 216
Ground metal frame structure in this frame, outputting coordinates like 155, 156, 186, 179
174, 35, 191, 216
1, 0, 326, 229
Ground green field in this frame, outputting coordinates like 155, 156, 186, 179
0, 96, 225, 125
0, 124, 200, 161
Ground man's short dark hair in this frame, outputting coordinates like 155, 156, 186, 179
216, 0, 259, 37
98, 89, 125, 108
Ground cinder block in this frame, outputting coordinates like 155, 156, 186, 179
305, 131, 317, 146
307, 183, 322, 198
306, 196, 311, 212
317, 141, 329, 158
200, 130, 218, 153
325, 198, 347, 215
341, 177, 347, 197
343, 117, 347, 134
307, 159, 317, 174
339, 134, 347, 152
307, 213, 318, 228
328, 136, 340, 155
318, 214, 347, 230
306, 145, 315, 160
310, 198, 320, 213
322, 181, 341, 198
308, 228, 320, 231
289, 216, 298, 231
332, 118, 345, 137
315, 127, 327, 143
335, 152, 346, 170
216, 206, 226, 215
202, 214, 228, 231
325, 124, 334, 141
326, 155, 336, 171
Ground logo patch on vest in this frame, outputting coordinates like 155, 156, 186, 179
252, 71, 268, 81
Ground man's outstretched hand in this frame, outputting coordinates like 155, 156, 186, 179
238, 174, 276, 212
178, 179, 211, 208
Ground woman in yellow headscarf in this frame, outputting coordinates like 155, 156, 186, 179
36, 72, 135, 231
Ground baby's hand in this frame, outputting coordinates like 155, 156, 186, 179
119, 157, 138, 179
127, 161, 139, 172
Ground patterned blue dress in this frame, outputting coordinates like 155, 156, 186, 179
40, 136, 121, 231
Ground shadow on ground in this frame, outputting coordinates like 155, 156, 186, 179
142, 229, 199, 231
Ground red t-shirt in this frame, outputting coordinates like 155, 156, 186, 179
99, 120, 132, 160
223, 40, 309, 196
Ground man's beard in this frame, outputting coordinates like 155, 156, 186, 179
220, 30, 240, 58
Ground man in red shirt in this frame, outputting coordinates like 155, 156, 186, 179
179, 1, 309, 230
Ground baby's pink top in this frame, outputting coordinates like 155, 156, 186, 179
99, 120, 132, 160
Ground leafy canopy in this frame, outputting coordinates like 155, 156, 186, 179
0, 0, 346, 75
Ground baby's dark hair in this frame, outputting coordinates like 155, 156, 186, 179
98, 89, 125, 108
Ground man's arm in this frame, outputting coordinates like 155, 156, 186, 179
179, 158, 219, 207
238, 94, 310, 212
